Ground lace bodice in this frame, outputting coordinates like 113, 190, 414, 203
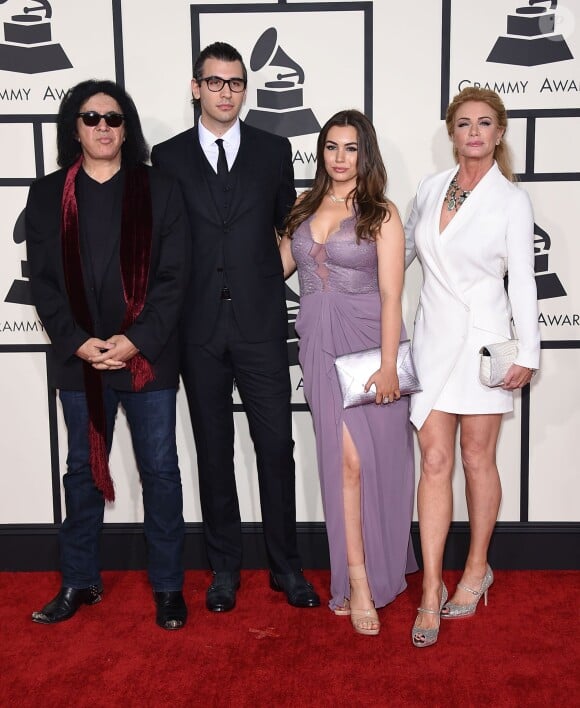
291, 214, 379, 296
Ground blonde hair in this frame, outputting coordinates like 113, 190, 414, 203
445, 87, 515, 182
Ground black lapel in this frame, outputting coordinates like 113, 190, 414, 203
227, 121, 254, 217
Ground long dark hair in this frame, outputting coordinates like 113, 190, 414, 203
56, 79, 149, 168
284, 109, 390, 243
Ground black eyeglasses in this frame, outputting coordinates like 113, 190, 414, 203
77, 111, 125, 128
199, 76, 246, 93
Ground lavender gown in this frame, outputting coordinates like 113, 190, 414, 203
292, 214, 418, 610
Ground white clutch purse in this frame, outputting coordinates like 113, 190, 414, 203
334, 340, 422, 409
479, 339, 519, 387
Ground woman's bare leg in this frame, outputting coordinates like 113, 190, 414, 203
414, 411, 458, 633
447, 413, 502, 606
342, 423, 379, 632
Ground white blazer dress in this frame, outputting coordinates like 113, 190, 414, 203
405, 162, 541, 430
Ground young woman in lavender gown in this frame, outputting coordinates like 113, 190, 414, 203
279, 110, 417, 636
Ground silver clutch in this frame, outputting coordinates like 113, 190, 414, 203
334, 340, 422, 409
479, 339, 519, 388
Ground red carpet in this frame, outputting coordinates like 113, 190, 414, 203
1, 569, 578, 707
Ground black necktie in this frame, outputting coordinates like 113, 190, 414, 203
215, 138, 228, 180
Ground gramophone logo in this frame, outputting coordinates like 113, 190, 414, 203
244, 27, 320, 138
534, 222, 566, 300
487, 0, 573, 66
4, 207, 33, 306
0, 0, 72, 74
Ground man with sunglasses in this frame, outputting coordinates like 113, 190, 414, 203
152, 42, 319, 613
26, 80, 190, 630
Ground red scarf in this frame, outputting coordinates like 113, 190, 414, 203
61, 157, 155, 501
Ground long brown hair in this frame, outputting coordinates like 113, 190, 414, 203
445, 87, 515, 182
284, 109, 391, 242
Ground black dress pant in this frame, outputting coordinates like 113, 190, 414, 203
181, 301, 301, 574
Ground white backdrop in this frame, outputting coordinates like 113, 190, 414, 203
1, 0, 578, 531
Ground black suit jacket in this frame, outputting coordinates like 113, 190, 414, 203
151, 121, 296, 344
25, 165, 190, 391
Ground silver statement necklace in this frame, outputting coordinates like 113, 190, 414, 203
329, 192, 347, 204
445, 176, 471, 211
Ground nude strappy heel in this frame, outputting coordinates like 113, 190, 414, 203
348, 565, 380, 636
333, 599, 350, 616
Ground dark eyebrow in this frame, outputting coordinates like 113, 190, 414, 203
325, 140, 358, 146
205, 75, 245, 81
457, 114, 494, 121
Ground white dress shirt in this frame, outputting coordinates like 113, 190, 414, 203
197, 118, 241, 173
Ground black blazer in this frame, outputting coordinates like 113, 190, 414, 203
25, 165, 190, 391
151, 121, 296, 345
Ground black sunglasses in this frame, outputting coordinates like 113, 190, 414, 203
77, 111, 125, 128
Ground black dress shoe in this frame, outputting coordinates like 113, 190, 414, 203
269, 571, 321, 608
206, 572, 240, 612
154, 591, 187, 630
31, 585, 103, 624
